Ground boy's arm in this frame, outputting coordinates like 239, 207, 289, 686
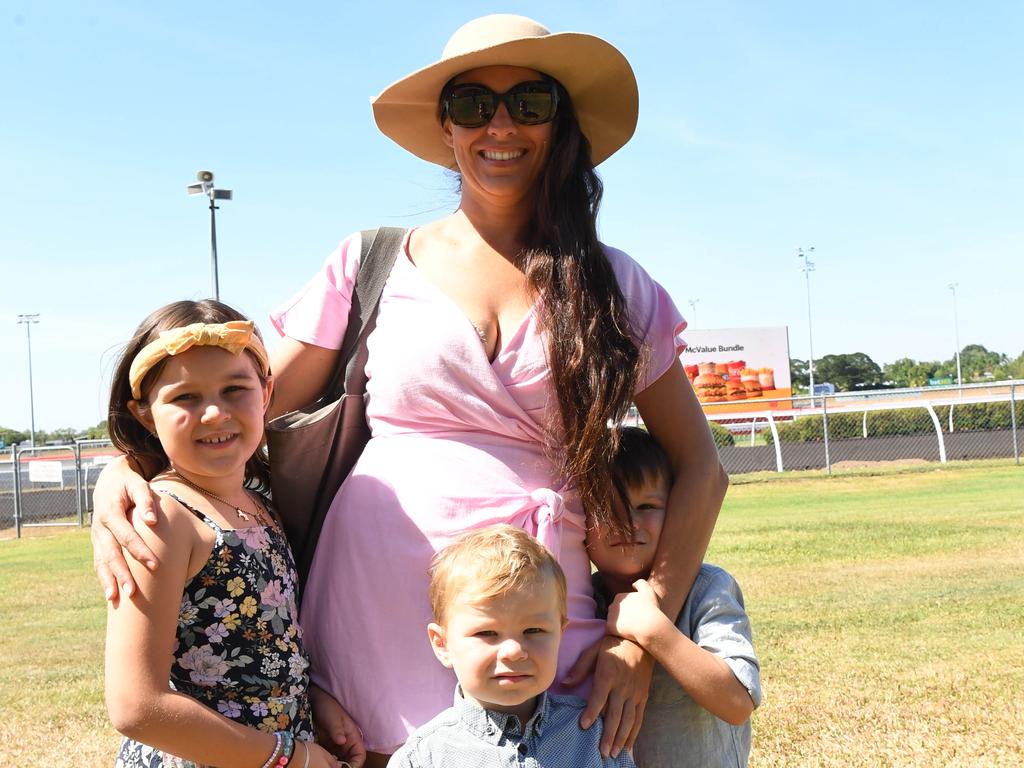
606, 578, 756, 726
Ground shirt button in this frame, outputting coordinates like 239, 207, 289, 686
518, 743, 528, 756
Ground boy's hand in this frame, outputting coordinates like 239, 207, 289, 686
607, 579, 670, 647
309, 683, 366, 767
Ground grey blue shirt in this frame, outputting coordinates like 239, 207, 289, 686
388, 687, 636, 768
594, 564, 762, 768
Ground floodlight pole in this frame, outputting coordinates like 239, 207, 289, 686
208, 194, 220, 300
187, 170, 232, 301
948, 282, 962, 393
16, 313, 39, 447
688, 298, 700, 328
797, 247, 816, 401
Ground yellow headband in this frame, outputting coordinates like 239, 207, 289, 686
128, 320, 270, 399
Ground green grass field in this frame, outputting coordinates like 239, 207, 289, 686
2, 462, 1022, 765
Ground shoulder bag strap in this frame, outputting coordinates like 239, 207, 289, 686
322, 227, 407, 400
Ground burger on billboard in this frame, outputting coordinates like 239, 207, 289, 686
680, 327, 792, 413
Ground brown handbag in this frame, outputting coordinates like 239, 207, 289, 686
266, 227, 406, 584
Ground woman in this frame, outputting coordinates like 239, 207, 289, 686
93, 14, 728, 767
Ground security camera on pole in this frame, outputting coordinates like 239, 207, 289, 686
947, 282, 963, 392
186, 170, 233, 300
687, 298, 700, 328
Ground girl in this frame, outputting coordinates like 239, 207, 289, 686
104, 299, 360, 768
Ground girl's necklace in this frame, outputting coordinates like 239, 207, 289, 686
164, 471, 274, 529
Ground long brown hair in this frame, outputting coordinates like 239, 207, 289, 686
441, 77, 643, 536
108, 299, 272, 492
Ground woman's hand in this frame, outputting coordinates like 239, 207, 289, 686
91, 455, 161, 602
305, 739, 351, 768
309, 684, 366, 768
563, 634, 654, 759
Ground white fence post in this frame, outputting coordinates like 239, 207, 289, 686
925, 404, 947, 464
767, 413, 783, 472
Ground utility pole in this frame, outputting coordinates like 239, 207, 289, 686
797, 247, 816, 398
16, 313, 40, 446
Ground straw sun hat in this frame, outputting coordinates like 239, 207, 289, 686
371, 14, 638, 168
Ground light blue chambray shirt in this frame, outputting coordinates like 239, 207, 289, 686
594, 564, 763, 768
388, 687, 636, 768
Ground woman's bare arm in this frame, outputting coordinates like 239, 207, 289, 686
267, 337, 340, 419
92, 456, 162, 601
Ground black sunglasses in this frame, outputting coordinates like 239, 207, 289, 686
443, 80, 560, 128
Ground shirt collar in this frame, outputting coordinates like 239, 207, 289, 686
453, 685, 551, 744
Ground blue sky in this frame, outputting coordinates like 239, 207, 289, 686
2, 1, 1021, 431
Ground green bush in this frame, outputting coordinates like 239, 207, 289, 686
763, 413, 860, 445
709, 421, 736, 448
942, 401, 1024, 431
865, 408, 935, 436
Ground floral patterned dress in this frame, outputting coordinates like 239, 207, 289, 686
115, 492, 314, 768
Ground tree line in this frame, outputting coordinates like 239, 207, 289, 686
791, 344, 1024, 393
0, 420, 108, 448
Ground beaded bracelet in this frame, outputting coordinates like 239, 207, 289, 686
281, 732, 296, 766
259, 733, 283, 768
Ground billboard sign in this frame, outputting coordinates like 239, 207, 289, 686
680, 327, 793, 414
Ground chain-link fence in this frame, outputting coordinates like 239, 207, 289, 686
2, 439, 116, 537
709, 381, 1022, 475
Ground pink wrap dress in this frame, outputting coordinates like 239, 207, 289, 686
270, 231, 686, 752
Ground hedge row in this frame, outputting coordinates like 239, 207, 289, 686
761, 401, 1024, 444
709, 421, 736, 448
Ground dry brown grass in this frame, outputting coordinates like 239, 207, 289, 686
746, 548, 1024, 766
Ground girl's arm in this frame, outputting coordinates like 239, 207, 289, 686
607, 579, 753, 725
573, 359, 727, 756
92, 335, 341, 602
104, 496, 341, 768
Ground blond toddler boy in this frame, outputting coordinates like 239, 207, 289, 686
388, 524, 635, 767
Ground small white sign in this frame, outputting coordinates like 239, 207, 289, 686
91, 455, 114, 467
29, 460, 63, 483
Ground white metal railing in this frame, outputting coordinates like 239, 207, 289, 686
703, 381, 1021, 474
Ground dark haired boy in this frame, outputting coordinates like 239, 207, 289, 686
586, 427, 762, 768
